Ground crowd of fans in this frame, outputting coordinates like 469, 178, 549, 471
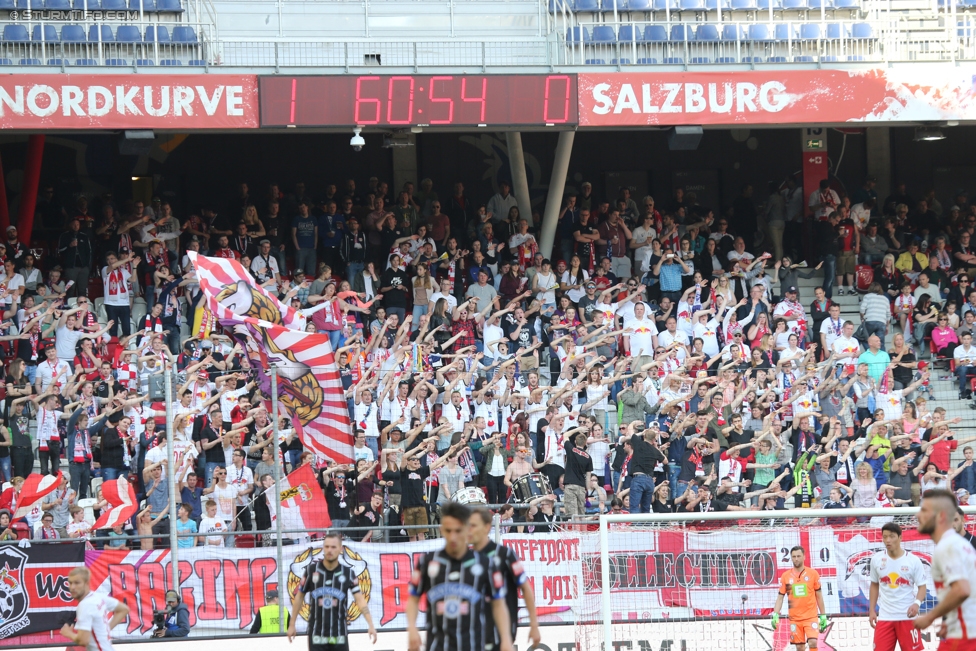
0, 173, 975, 546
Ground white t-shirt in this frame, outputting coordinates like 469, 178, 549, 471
876, 389, 905, 421
36, 408, 63, 443
250, 254, 280, 282
226, 464, 254, 506
627, 317, 658, 358
219, 386, 249, 421
694, 319, 721, 358
831, 335, 861, 366
428, 291, 457, 312
55, 326, 85, 362
954, 345, 976, 367
199, 516, 227, 546
561, 270, 589, 303
75, 592, 120, 651
868, 550, 927, 621
932, 529, 976, 638
211, 483, 238, 522
820, 316, 845, 351
102, 266, 132, 307
354, 400, 380, 439
483, 322, 505, 358
0, 271, 24, 306
534, 271, 558, 305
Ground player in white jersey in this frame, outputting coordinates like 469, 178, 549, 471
869, 522, 928, 651
915, 488, 976, 651
61, 567, 130, 651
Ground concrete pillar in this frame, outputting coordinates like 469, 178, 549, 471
866, 127, 892, 203
505, 132, 534, 227
391, 133, 418, 197
539, 131, 575, 259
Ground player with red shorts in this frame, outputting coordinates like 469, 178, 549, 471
772, 546, 829, 651
869, 522, 928, 651
915, 489, 976, 651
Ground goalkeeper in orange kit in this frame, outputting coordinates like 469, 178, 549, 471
771, 546, 830, 651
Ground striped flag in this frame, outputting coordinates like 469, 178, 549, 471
267, 463, 332, 532
13, 472, 63, 520
188, 252, 354, 465
92, 476, 138, 530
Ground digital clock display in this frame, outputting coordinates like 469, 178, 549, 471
259, 74, 578, 128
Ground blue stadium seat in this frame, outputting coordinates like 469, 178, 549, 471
0, 59, 14, 65
144, 25, 170, 42
159, 59, 182, 66
690, 56, 711, 63
799, 23, 820, 38
847, 54, 865, 60
79, 0, 100, 7
584, 58, 607, 64
576, 0, 599, 11
32, 24, 59, 41
758, 0, 780, 8
644, 24, 667, 40
851, 22, 873, 37
618, 25, 643, 41
636, 57, 658, 63
44, 0, 71, 9
825, 22, 844, 38
567, 26, 590, 42
625, 0, 653, 9
171, 26, 196, 42
611, 57, 632, 63
670, 23, 692, 40
767, 55, 788, 61
135, 58, 155, 65
105, 58, 128, 65
681, 0, 705, 9
60, 24, 86, 42
101, 0, 127, 7
794, 54, 815, 60
88, 24, 114, 42
128, 0, 156, 10
808, 0, 832, 8
747, 23, 771, 39
75, 58, 98, 65
774, 23, 792, 39
696, 24, 720, 39
47, 58, 65, 65
821, 55, 840, 61
721, 24, 740, 39
782, 0, 808, 8
731, 0, 758, 9
716, 55, 737, 62
706, 0, 731, 9
662, 56, 684, 63
3, 25, 29, 42
653, 0, 675, 9
187, 59, 206, 65
0, 0, 15, 9
156, 0, 181, 9
116, 25, 140, 42
18, 58, 41, 65
591, 25, 617, 42
742, 55, 763, 62
834, 0, 859, 7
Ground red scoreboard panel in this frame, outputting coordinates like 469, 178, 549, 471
259, 74, 578, 128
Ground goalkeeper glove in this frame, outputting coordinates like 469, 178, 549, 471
770, 613, 779, 628
818, 614, 829, 630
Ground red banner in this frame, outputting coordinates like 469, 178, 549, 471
578, 68, 976, 126
0, 75, 258, 129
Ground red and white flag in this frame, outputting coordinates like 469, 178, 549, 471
267, 464, 332, 531
92, 476, 138, 530
189, 252, 354, 465
13, 472, 63, 519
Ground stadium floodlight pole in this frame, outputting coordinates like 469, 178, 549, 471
164, 359, 179, 595
272, 364, 285, 633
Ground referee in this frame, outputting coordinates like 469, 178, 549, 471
407, 501, 514, 651
286, 532, 378, 650
468, 507, 542, 650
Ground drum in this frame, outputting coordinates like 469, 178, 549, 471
511, 473, 552, 503
452, 487, 487, 505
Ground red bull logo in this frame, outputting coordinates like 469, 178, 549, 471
881, 572, 912, 589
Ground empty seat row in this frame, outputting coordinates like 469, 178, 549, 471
568, 20, 873, 40
553, 0, 860, 11
2, 23, 196, 42
0, 0, 182, 10
582, 53, 868, 62
0, 56, 204, 64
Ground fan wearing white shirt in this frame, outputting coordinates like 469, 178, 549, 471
35, 346, 72, 394
954, 332, 976, 399
625, 302, 659, 361
657, 316, 690, 361
427, 278, 458, 313
831, 321, 862, 369
693, 312, 721, 358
